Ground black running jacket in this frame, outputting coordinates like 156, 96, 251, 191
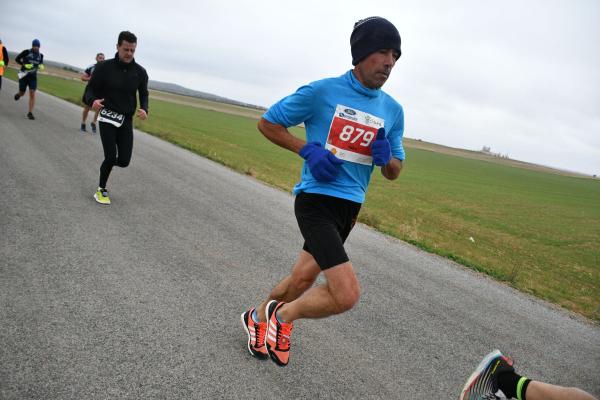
85, 53, 148, 117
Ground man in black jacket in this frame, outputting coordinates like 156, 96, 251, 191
85, 31, 149, 205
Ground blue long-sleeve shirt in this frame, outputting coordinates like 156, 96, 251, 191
264, 70, 405, 203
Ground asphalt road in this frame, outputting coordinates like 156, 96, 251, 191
1, 79, 598, 399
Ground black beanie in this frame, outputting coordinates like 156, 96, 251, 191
350, 17, 401, 66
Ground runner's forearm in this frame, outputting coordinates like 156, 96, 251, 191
84, 62, 106, 107
138, 72, 149, 113
15, 50, 28, 66
84, 76, 99, 107
258, 118, 305, 154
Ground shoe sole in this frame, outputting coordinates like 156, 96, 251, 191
459, 349, 503, 400
240, 311, 267, 360
265, 300, 288, 367
93, 192, 110, 205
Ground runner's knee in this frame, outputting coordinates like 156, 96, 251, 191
290, 272, 317, 292
289, 251, 320, 291
331, 284, 360, 313
103, 155, 117, 166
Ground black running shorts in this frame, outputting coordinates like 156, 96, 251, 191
18, 74, 37, 91
294, 192, 361, 270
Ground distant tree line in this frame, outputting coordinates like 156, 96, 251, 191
481, 146, 509, 159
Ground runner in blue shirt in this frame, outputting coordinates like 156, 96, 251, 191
14, 39, 44, 120
241, 17, 404, 367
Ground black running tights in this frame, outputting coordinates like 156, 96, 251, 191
98, 118, 133, 188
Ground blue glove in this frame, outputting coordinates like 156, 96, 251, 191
371, 127, 392, 166
299, 141, 343, 182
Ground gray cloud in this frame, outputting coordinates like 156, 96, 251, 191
1, 0, 598, 174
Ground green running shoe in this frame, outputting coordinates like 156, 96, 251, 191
94, 187, 111, 205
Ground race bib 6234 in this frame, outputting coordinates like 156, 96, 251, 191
98, 108, 125, 128
325, 105, 384, 165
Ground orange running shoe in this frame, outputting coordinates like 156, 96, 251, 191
241, 308, 268, 359
265, 300, 293, 367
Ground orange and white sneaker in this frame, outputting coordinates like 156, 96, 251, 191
265, 300, 293, 367
241, 308, 268, 359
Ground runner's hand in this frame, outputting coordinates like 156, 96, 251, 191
371, 128, 392, 166
24, 63, 34, 70
299, 141, 343, 182
92, 99, 105, 111
0, 60, 4, 67
39, 64, 45, 71
137, 109, 148, 120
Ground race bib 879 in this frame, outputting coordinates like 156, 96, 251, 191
325, 105, 384, 165
98, 108, 125, 128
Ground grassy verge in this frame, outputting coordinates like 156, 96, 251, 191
7, 69, 599, 321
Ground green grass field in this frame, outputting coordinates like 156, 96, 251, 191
6, 69, 600, 321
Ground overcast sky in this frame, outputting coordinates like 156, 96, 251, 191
2, 0, 599, 175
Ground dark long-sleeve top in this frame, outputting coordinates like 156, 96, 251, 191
84, 53, 148, 117
15, 49, 44, 74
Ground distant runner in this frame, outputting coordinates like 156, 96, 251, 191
0, 38, 9, 92
241, 17, 404, 366
460, 350, 598, 400
85, 31, 148, 205
80, 52, 105, 133
14, 39, 44, 120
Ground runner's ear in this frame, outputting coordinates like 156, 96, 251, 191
376, 127, 386, 140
